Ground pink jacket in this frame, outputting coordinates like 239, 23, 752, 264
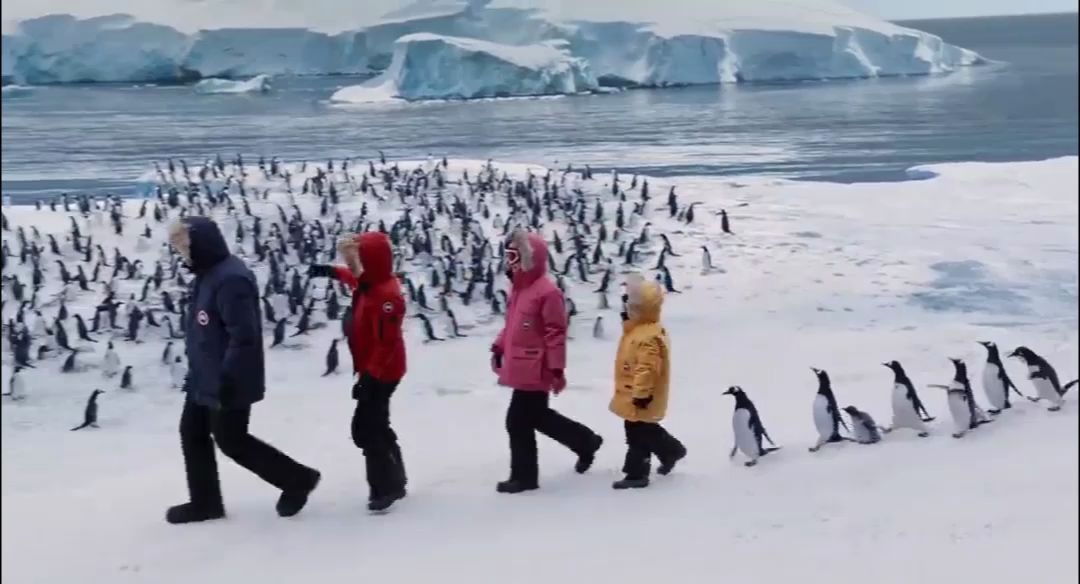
491, 231, 567, 392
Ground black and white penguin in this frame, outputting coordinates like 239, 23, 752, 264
161, 340, 174, 365
720, 209, 733, 235
120, 365, 133, 390
4, 366, 26, 401
270, 318, 287, 348
102, 341, 121, 378
415, 314, 444, 342
701, 245, 714, 273
447, 308, 466, 338
323, 338, 340, 376
592, 315, 604, 339
842, 406, 883, 445
1009, 346, 1078, 412
978, 341, 1026, 414
170, 355, 186, 389
723, 386, 779, 466
61, 349, 79, 373
882, 361, 932, 437
809, 368, 851, 452
932, 359, 991, 438
74, 313, 97, 343
70, 389, 104, 431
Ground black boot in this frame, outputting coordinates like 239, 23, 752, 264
166, 502, 225, 524
496, 479, 539, 494
367, 452, 406, 512
657, 443, 687, 476
276, 469, 321, 518
574, 434, 604, 474
612, 476, 650, 490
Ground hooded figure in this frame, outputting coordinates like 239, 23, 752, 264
609, 275, 686, 490
490, 229, 603, 494
166, 217, 320, 525
307, 232, 407, 512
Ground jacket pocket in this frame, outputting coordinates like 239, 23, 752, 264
507, 347, 544, 387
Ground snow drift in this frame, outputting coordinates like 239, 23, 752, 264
2, 0, 984, 92
331, 33, 596, 102
192, 74, 272, 94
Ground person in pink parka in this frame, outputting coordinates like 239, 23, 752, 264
490, 228, 604, 494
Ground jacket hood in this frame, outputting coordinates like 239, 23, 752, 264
355, 231, 393, 286
185, 217, 229, 272
508, 229, 548, 288
624, 275, 663, 328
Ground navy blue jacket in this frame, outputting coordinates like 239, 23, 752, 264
183, 217, 265, 408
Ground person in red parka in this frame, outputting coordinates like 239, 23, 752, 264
308, 231, 407, 512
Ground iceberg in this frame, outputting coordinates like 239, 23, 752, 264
2, 1, 984, 92
1, 84, 33, 98
331, 33, 596, 102
192, 74, 272, 95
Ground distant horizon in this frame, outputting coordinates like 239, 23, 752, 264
895, 9, 1078, 21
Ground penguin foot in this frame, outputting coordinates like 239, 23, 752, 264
1048, 406, 1062, 412
744, 460, 758, 468
917, 432, 930, 438
951, 432, 965, 439
988, 409, 1001, 416
808, 446, 821, 453
1027, 396, 1042, 403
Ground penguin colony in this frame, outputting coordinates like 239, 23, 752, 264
0, 155, 1075, 460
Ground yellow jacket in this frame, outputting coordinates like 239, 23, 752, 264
609, 280, 670, 423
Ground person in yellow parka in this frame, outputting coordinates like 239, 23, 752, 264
609, 274, 687, 490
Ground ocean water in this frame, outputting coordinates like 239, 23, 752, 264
1, 12, 1076, 201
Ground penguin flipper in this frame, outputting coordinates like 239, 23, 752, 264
1063, 379, 1079, 393
729, 445, 738, 459
70, 422, 90, 431
1006, 376, 1029, 398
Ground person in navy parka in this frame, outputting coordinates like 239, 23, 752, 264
166, 217, 321, 524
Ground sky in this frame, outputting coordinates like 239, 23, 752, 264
1, 0, 1076, 31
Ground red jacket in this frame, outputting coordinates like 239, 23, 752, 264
332, 232, 407, 383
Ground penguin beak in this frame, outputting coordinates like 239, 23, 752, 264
1007, 350, 1019, 358
881, 362, 891, 368
978, 341, 991, 348
810, 367, 821, 375
723, 387, 735, 395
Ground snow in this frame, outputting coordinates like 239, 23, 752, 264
2, 156, 1078, 583
1, 1, 983, 90
192, 74, 272, 95
331, 33, 596, 102
0, 84, 33, 97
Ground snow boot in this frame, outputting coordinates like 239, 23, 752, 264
574, 434, 604, 474
657, 444, 687, 476
612, 476, 650, 490
276, 469, 321, 518
166, 502, 225, 525
496, 479, 539, 494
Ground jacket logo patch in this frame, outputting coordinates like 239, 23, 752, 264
622, 362, 631, 372
382, 301, 394, 313
522, 320, 532, 329
197, 310, 209, 326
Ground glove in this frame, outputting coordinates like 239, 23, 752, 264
490, 344, 503, 370
351, 374, 373, 401
308, 264, 335, 279
632, 396, 653, 409
551, 369, 567, 394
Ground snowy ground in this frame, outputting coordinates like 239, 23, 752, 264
2, 156, 1078, 584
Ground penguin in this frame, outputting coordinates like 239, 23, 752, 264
323, 339, 340, 376
723, 386, 779, 467
447, 309, 466, 338
658, 266, 680, 294
882, 361, 932, 437
809, 368, 851, 452
170, 355, 186, 389
701, 245, 714, 273
720, 210, 733, 235
415, 314, 445, 342
120, 365, 133, 389
102, 341, 121, 377
270, 318, 287, 348
978, 341, 1027, 414
55, 319, 73, 351
4, 366, 26, 401
931, 359, 991, 438
162, 340, 174, 365
61, 350, 79, 373
74, 313, 96, 343
70, 389, 104, 431
1009, 346, 1078, 412
592, 315, 604, 339
842, 406, 884, 445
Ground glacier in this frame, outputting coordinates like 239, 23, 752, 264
2, 0, 985, 96
192, 74, 272, 95
331, 33, 596, 102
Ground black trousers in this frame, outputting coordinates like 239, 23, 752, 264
506, 389, 597, 485
351, 376, 405, 499
180, 399, 314, 509
622, 420, 685, 479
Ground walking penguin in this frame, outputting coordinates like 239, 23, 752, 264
723, 386, 779, 466
809, 368, 851, 452
70, 389, 105, 431
1009, 346, 1078, 412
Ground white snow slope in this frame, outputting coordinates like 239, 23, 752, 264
331, 33, 597, 102
2, 156, 1078, 584
2, 0, 983, 91
192, 74, 272, 95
